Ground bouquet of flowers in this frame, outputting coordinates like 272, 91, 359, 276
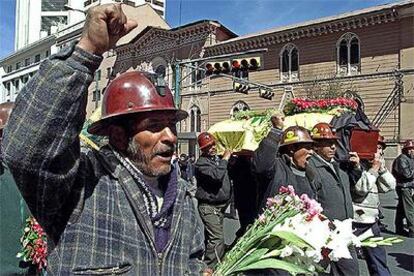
17, 216, 48, 272
283, 97, 358, 116
214, 186, 402, 275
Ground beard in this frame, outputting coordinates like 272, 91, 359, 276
126, 139, 173, 177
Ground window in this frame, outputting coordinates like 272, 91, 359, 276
25, 58, 31, 66
230, 101, 250, 117
95, 70, 101, 81
280, 43, 299, 82
155, 9, 164, 17
153, 0, 164, 7
92, 89, 101, 102
190, 105, 201, 132
336, 33, 360, 76
14, 79, 20, 94
41, 16, 67, 35
16, 62, 21, 70
191, 62, 204, 89
22, 75, 29, 84
6, 65, 12, 73
84, 0, 92, 7
45, 50, 49, 57
5, 82, 11, 96
35, 54, 41, 63
107, 67, 112, 79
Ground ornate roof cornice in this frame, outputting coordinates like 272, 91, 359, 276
115, 22, 219, 62
206, 7, 400, 56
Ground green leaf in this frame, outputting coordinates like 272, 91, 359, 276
235, 248, 270, 269
262, 248, 282, 259
233, 258, 313, 275
260, 236, 282, 250
270, 231, 313, 249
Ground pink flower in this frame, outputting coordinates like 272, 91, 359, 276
258, 214, 266, 224
279, 185, 296, 196
300, 194, 323, 221
266, 196, 283, 208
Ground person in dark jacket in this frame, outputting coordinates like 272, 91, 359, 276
228, 154, 257, 237
308, 123, 360, 276
252, 110, 285, 213
195, 132, 233, 268
253, 126, 316, 211
392, 139, 414, 238
0, 102, 37, 275
2, 4, 206, 275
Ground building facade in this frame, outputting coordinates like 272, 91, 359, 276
106, 0, 413, 157
2, 0, 413, 158
1, 3, 165, 105
14, 0, 85, 50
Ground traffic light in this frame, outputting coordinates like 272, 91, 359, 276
259, 87, 274, 100
231, 57, 261, 72
222, 61, 230, 74
205, 61, 231, 76
231, 60, 241, 78
233, 80, 249, 94
249, 57, 260, 70
205, 63, 214, 76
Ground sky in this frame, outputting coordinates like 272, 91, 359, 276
0, 0, 400, 60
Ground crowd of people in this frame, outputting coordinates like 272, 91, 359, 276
0, 3, 413, 275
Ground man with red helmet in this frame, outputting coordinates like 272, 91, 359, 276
195, 132, 232, 268
253, 125, 316, 210
392, 139, 414, 238
351, 134, 395, 275
308, 123, 360, 275
2, 4, 206, 275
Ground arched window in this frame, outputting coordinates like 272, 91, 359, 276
230, 101, 250, 117
337, 33, 360, 76
190, 105, 201, 132
280, 43, 299, 82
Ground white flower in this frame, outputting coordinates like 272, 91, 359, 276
326, 219, 355, 261
305, 248, 323, 263
280, 245, 294, 258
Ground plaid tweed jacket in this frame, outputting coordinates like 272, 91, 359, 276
2, 44, 205, 275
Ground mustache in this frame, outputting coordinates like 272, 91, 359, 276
154, 144, 175, 156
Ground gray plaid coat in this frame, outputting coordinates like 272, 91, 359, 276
2, 44, 205, 275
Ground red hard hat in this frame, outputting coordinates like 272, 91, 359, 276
279, 126, 313, 148
88, 71, 188, 136
198, 132, 216, 150
311, 123, 338, 140
402, 140, 414, 150
0, 102, 14, 130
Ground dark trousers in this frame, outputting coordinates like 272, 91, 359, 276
198, 203, 226, 268
327, 246, 360, 276
354, 221, 391, 276
395, 186, 414, 233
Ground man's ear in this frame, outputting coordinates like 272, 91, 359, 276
108, 125, 128, 152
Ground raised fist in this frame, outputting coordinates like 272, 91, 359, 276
78, 4, 137, 55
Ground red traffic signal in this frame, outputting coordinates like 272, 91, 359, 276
231, 57, 261, 71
